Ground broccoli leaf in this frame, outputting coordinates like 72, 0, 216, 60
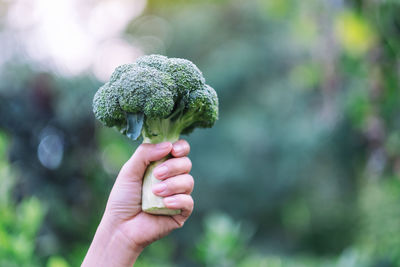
126, 113, 144, 140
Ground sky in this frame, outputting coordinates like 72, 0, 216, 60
3, 0, 147, 81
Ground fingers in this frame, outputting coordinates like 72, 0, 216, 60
152, 174, 194, 197
153, 157, 192, 180
153, 139, 191, 180
119, 142, 172, 181
171, 139, 190, 157
156, 140, 193, 226
118, 139, 189, 181
163, 194, 194, 219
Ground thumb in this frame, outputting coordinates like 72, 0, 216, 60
118, 142, 172, 182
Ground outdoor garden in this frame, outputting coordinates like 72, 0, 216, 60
1, 0, 400, 266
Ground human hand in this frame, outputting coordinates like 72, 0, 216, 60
106, 139, 194, 245
82, 140, 194, 267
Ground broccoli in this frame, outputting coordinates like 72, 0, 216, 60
93, 55, 218, 215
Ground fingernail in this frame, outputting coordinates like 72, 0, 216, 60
154, 165, 168, 178
156, 142, 171, 149
153, 183, 166, 194
173, 144, 183, 155
164, 196, 177, 207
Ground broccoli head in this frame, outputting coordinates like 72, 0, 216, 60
93, 54, 218, 143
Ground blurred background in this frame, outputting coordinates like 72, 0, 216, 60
0, 0, 400, 266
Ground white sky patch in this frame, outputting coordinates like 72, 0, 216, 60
88, 0, 147, 39
93, 39, 143, 82
5, 0, 147, 77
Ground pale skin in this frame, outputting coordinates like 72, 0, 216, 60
82, 140, 194, 267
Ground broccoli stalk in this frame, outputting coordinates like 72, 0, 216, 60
141, 154, 178, 215
93, 55, 218, 215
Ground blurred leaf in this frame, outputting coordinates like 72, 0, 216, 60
18, 197, 45, 238
357, 179, 400, 264
195, 213, 253, 266
47, 256, 70, 267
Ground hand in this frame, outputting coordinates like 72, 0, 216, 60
82, 140, 194, 267
106, 139, 194, 245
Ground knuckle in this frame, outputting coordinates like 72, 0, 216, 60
184, 157, 192, 169
185, 195, 194, 207
181, 139, 190, 151
138, 143, 147, 150
133, 145, 152, 167
186, 174, 194, 188
121, 162, 129, 172
186, 146, 191, 155
135, 143, 147, 154
187, 196, 194, 213
179, 139, 188, 145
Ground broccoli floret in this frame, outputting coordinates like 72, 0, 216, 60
93, 54, 219, 215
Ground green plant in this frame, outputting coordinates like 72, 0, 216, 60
0, 132, 43, 266
357, 178, 400, 265
0, 132, 70, 267
195, 213, 251, 266
92, 54, 218, 215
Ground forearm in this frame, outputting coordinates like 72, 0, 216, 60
82, 215, 143, 267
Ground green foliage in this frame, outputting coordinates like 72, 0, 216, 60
46, 256, 70, 267
0, 133, 42, 266
135, 238, 175, 267
0, 132, 70, 266
193, 213, 371, 267
195, 213, 251, 266
357, 179, 400, 264
0, 197, 44, 266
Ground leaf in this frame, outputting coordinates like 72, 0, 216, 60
126, 113, 144, 140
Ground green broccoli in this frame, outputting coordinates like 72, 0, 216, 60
93, 55, 218, 215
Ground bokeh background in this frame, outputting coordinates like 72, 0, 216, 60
1, 0, 400, 266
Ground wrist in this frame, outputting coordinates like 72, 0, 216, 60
82, 214, 143, 267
